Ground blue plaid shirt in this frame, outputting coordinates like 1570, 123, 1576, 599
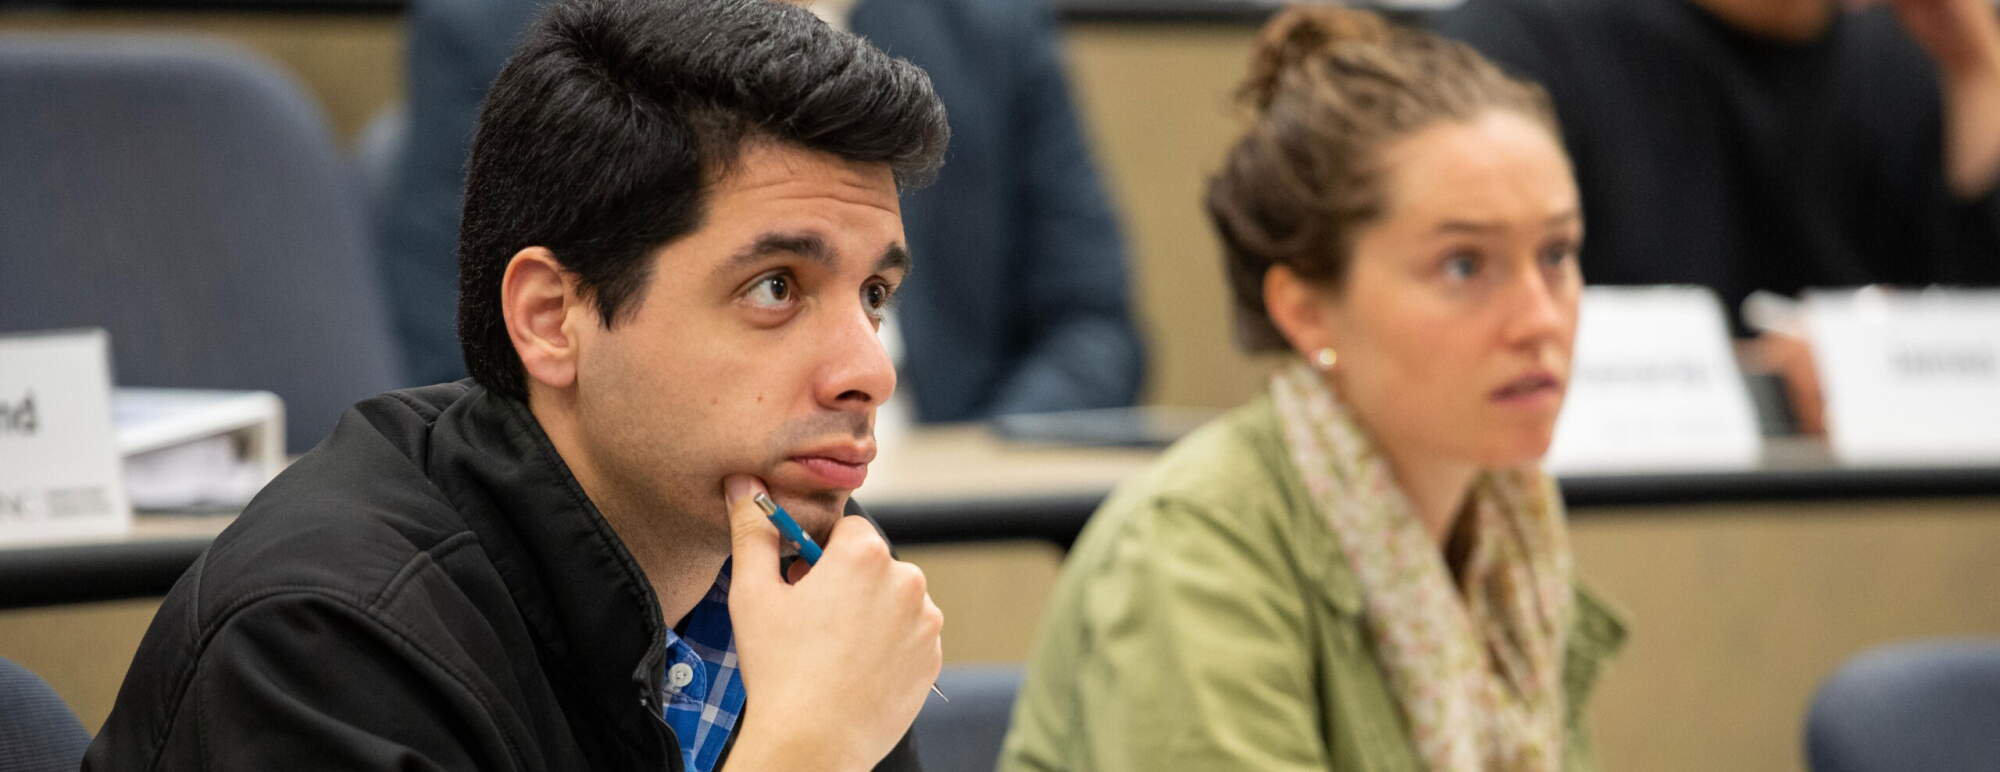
659, 563, 744, 772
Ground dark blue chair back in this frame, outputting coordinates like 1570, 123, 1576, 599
0, 657, 90, 772
1807, 639, 2000, 772
0, 36, 404, 453
913, 664, 1023, 772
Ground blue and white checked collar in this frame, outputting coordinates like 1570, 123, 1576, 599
659, 563, 744, 772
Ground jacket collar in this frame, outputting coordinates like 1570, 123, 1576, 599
422, 384, 672, 758
1240, 395, 1367, 618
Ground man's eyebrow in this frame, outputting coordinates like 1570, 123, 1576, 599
715, 232, 834, 279
876, 243, 912, 277
713, 232, 912, 279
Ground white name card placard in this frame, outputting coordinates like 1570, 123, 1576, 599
1806, 288, 2000, 465
0, 329, 132, 543
1545, 286, 1762, 474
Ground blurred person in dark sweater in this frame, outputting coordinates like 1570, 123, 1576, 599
1436, 0, 2000, 313
1435, 0, 2000, 431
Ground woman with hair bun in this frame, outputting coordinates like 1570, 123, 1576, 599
999, 7, 1625, 771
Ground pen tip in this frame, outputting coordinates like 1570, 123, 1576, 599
751, 491, 777, 517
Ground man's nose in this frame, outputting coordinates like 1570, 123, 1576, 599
814, 303, 898, 412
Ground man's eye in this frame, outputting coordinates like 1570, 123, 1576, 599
863, 282, 891, 312
747, 274, 793, 308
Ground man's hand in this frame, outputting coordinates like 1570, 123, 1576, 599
1879, 0, 2000, 196
718, 475, 943, 772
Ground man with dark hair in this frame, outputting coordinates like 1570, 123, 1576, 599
86, 0, 950, 769
377, 0, 1145, 427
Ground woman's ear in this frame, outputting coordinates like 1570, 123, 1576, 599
501, 247, 584, 391
1263, 264, 1339, 357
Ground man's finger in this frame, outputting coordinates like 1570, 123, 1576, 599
820, 512, 893, 569
722, 475, 781, 583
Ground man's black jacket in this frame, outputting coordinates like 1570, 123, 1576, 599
84, 382, 922, 770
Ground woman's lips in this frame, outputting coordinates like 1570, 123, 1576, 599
788, 455, 869, 489
1491, 372, 1562, 407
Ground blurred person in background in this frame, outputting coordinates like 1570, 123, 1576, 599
378, 0, 1145, 426
1435, 0, 2000, 431
1000, 8, 1623, 771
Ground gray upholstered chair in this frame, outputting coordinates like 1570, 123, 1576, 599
0, 36, 404, 453
0, 657, 90, 772
1806, 639, 2000, 772
912, 664, 1024, 772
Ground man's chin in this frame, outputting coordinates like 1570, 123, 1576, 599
768, 487, 848, 544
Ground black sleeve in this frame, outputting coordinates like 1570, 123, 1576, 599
1893, 159, 2000, 287
1428, 0, 1568, 89
1840, 11, 2000, 289
132, 593, 518, 771
877, 729, 924, 771
1946, 188, 2000, 285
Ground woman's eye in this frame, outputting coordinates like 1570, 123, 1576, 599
1441, 251, 1481, 280
747, 273, 793, 308
1541, 241, 1579, 267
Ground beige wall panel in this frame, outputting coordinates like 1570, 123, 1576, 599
1063, 24, 1279, 409
0, 597, 162, 734
0, 10, 402, 143
1571, 499, 2000, 772
902, 541, 1067, 665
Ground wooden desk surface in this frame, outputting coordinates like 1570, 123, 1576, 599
0, 426, 1158, 608
862, 424, 1158, 503
3, 425, 1997, 609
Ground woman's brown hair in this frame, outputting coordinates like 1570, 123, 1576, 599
1206, 6, 1559, 351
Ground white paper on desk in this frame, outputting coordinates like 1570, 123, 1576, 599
1545, 286, 1762, 474
0, 329, 132, 543
114, 388, 284, 509
1806, 288, 2000, 465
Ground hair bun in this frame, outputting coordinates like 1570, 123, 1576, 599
1240, 6, 1393, 110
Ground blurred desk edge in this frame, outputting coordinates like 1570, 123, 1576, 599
4, 430, 1997, 610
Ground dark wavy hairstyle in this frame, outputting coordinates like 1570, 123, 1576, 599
1205, 7, 1557, 350
456, 0, 951, 399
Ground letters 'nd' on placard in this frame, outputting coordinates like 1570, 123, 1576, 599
0, 329, 132, 543
1545, 286, 1762, 474
1806, 288, 2000, 465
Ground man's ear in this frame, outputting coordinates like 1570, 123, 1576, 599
1262, 264, 1339, 357
501, 247, 584, 391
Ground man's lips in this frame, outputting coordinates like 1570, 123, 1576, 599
784, 442, 875, 490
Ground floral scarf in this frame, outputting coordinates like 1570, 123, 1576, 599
1270, 362, 1572, 771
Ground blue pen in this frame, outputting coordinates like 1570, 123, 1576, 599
753, 492, 824, 565
752, 491, 946, 702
